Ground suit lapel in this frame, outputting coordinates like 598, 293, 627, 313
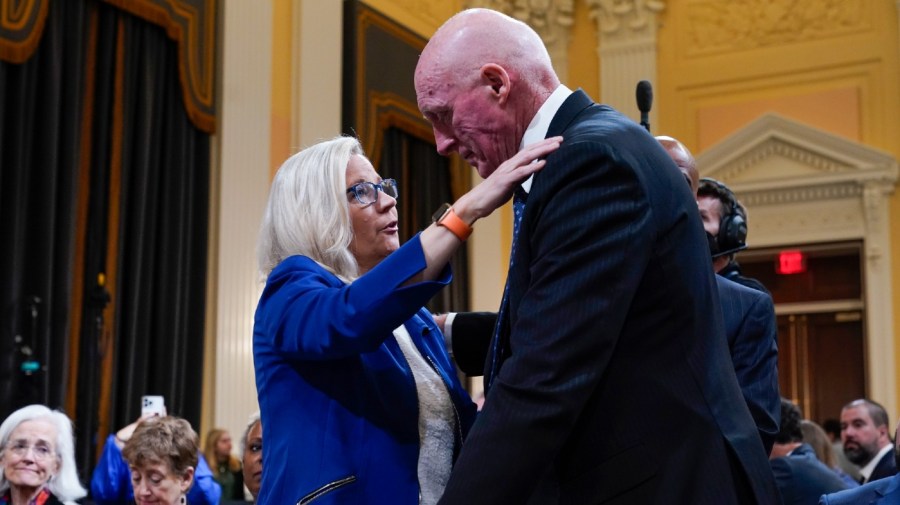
546, 89, 593, 139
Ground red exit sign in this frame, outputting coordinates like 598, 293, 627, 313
777, 250, 806, 275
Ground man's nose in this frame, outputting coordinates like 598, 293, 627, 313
434, 130, 457, 156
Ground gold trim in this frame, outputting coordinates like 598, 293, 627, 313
66, 2, 100, 418
0, 0, 48, 64
101, 0, 216, 133
96, 16, 126, 459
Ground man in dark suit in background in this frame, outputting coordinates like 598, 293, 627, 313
697, 178, 770, 294
820, 423, 900, 504
415, 8, 778, 504
770, 398, 848, 504
841, 399, 897, 484
658, 136, 780, 454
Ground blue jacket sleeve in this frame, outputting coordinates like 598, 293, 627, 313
90, 435, 132, 504
187, 455, 222, 505
255, 233, 451, 360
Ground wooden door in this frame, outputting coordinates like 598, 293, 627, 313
741, 242, 865, 423
777, 312, 866, 424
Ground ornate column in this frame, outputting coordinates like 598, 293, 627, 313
587, 0, 665, 127
464, 0, 576, 80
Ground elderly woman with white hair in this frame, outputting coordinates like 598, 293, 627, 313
253, 134, 560, 504
0, 405, 87, 505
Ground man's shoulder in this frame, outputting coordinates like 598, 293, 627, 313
821, 473, 900, 504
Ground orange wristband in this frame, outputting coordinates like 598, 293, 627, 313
432, 203, 473, 241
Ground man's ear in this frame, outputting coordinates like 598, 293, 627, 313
481, 64, 510, 104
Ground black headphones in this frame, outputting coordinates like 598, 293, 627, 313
699, 178, 747, 258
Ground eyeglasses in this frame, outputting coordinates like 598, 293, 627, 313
346, 179, 399, 205
5, 440, 55, 461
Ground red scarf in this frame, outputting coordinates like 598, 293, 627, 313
0, 487, 51, 505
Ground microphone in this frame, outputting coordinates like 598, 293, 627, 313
635, 80, 653, 132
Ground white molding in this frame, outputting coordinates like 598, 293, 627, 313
591, 0, 665, 127
215, 0, 274, 450
295, 0, 342, 149
697, 114, 899, 415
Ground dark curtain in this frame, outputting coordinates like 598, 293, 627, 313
73, 4, 209, 479
379, 128, 469, 313
0, 0, 90, 418
0, 0, 210, 485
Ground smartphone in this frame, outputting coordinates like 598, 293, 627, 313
141, 395, 165, 417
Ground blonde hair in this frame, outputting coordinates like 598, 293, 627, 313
257, 136, 364, 281
203, 428, 239, 477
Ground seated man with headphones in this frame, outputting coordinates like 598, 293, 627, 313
697, 178, 769, 295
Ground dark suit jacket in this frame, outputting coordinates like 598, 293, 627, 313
868, 449, 899, 483
771, 444, 848, 505
452, 277, 781, 455
820, 471, 900, 504
717, 275, 780, 454
439, 90, 778, 504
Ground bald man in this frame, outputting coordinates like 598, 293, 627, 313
417, 9, 777, 504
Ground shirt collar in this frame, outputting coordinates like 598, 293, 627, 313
859, 443, 894, 481
518, 84, 572, 193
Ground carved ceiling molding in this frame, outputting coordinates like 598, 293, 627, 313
684, 0, 869, 57
464, 0, 576, 80
463, 0, 575, 44
586, 0, 664, 36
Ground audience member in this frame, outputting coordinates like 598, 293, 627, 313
415, 8, 778, 504
91, 414, 221, 504
770, 399, 847, 504
0, 405, 87, 505
801, 420, 859, 488
240, 413, 261, 501
820, 422, 900, 504
204, 428, 243, 500
840, 399, 897, 484
121, 416, 204, 505
697, 178, 769, 294
253, 135, 558, 504
824, 418, 862, 482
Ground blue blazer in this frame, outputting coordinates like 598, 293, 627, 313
820, 472, 900, 504
716, 275, 780, 454
440, 90, 779, 504
771, 444, 848, 505
253, 234, 476, 505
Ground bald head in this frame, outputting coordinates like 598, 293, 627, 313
415, 8, 560, 176
417, 9, 556, 92
656, 135, 698, 196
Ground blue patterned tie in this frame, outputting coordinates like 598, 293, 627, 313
486, 187, 527, 390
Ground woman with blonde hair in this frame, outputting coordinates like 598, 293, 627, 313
254, 134, 559, 504
203, 429, 242, 500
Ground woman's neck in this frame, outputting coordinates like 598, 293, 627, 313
9, 485, 43, 505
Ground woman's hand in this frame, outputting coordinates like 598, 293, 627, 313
454, 136, 562, 223
413, 136, 562, 284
